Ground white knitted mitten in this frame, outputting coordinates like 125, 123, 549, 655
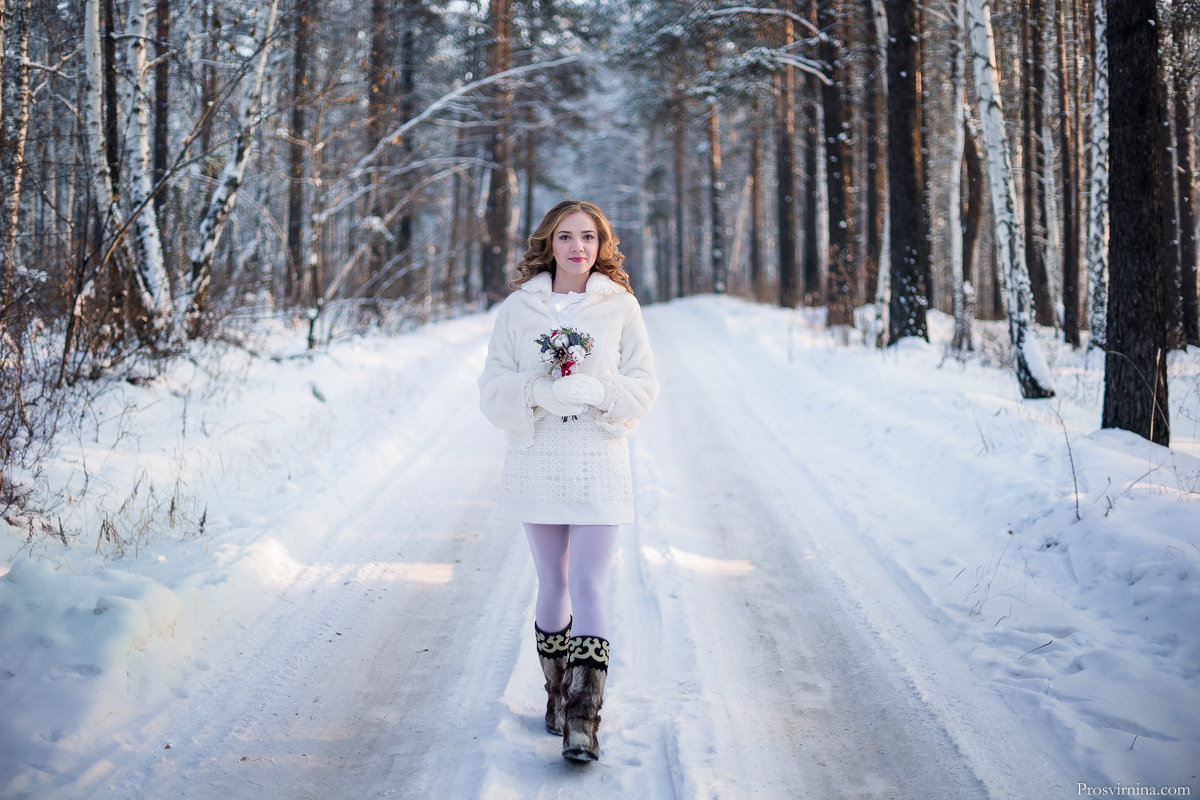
532, 378, 585, 417
552, 374, 606, 407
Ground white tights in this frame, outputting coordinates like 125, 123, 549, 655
523, 523, 619, 639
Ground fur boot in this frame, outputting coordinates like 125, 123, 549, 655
561, 636, 609, 762
534, 620, 571, 735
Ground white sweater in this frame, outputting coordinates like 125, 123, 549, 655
478, 271, 659, 447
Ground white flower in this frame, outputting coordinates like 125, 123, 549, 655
551, 332, 570, 348
568, 345, 586, 360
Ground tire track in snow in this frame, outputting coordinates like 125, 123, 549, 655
93, 333, 535, 799
622, 299, 995, 799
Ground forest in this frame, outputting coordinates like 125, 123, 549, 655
1, 0, 1197, 509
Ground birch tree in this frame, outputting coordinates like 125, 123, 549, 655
947, 0, 972, 354
77, 0, 137, 318
870, 0, 890, 346
1085, 0, 1109, 350
0, 0, 31, 306
186, 0, 282, 326
967, 0, 1055, 398
122, 0, 172, 327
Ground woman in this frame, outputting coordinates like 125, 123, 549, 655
478, 200, 658, 762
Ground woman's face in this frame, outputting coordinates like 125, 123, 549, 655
551, 211, 599, 281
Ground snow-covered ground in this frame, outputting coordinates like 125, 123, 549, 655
1, 295, 1197, 799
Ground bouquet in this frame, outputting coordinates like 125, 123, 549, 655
535, 326, 594, 378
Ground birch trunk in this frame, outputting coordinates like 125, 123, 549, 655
185, 0, 282, 324
871, 0, 890, 347
967, 0, 1055, 398
79, 0, 133, 306
1, 0, 30, 304
948, 0, 972, 354
863, 0, 886, 304
1085, 0, 1109, 350
123, 0, 172, 327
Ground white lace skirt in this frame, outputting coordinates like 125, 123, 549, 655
497, 412, 634, 525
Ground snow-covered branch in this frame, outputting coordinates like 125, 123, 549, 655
703, 6, 824, 40
349, 53, 592, 181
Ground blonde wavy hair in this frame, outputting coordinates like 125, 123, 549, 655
511, 200, 633, 294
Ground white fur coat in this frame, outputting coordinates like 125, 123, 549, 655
478, 271, 659, 447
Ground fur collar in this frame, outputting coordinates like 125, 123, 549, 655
520, 271, 624, 296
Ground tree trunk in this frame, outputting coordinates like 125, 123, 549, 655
79, 0, 133, 303
962, 118, 984, 333
868, 0, 890, 345
481, 0, 514, 305
1102, 0, 1168, 445
1, 0, 30, 306
200, 2, 218, 155
750, 97, 764, 299
863, 0, 885, 303
123, 0, 172, 329
967, 0, 1055, 397
705, 42, 726, 294
1058, 0, 1081, 347
186, 0, 282, 324
523, 118, 536, 246
948, 0, 972, 354
820, 0, 855, 327
1021, 0, 1055, 327
885, 0, 928, 343
802, 86, 821, 302
673, 93, 687, 300
775, 24, 799, 309
1086, 0, 1109, 350
916, 0, 932, 308
153, 0, 169, 220
1175, 15, 1198, 346
103, 0, 119, 189
1160, 70, 1182, 349
397, 0, 416, 262
287, 0, 310, 306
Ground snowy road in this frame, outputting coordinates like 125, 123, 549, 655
85, 299, 1036, 800
8, 296, 1196, 799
